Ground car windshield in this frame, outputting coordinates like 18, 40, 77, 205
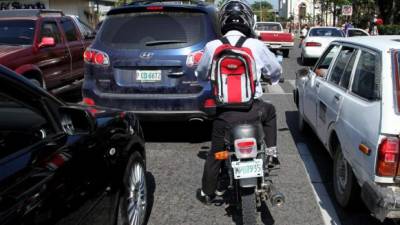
255, 23, 282, 31
100, 12, 207, 50
309, 28, 344, 37
347, 29, 368, 37
0, 20, 35, 45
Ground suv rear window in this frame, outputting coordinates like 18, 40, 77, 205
100, 12, 206, 49
0, 20, 35, 45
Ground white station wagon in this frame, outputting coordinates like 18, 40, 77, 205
294, 36, 400, 221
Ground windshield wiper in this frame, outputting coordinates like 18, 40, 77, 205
145, 40, 187, 46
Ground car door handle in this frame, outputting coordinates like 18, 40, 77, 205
316, 82, 320, 88
334, 94, 341, 101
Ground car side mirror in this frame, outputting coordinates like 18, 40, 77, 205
59, 106, 96, 135
38, 37, 55, 48
296, 68, 310, 78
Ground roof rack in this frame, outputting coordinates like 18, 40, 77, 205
0, 9, 64, 18
128, 0, 207, 6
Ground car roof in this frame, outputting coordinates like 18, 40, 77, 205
0, 9, 64, 18
310, 26, 340, 30
333, 35, 400, 52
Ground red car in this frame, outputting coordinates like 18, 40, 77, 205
0, 9, 93, 90
255, 22, 294, 58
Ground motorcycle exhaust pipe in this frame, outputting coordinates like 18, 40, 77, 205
268, 185, 285, 207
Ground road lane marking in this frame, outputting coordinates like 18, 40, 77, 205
296, 143, 342, 225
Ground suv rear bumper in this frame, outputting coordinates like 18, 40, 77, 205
361, 181, 400, 221
82, 80, 215, 122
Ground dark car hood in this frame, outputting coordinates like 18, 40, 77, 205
0, 45, 29, 58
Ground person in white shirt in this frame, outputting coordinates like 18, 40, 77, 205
301, 24, 309, 37
196, 0, 282, 204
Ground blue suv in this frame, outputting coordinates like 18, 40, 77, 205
82, 1, 220, 121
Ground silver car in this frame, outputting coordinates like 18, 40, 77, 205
294, 36, 400, 221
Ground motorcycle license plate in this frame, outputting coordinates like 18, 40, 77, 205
231, 159, 263, 179
136, 70, 161, 82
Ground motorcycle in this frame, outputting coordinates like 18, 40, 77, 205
214, 122, 285, 225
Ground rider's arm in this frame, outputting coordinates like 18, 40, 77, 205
195, 42, 214, 78
258, 41, 282, 85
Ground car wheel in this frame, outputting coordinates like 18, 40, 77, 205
117, 152, 148, 225
301, 54, 308, 66
333, 145, 359, 208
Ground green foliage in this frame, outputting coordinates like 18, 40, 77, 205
378, 25, 400, 35
251, 1, 274, 22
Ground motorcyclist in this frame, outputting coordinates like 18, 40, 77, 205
195, 0, 282, 204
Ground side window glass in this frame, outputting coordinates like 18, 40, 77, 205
61, 19, 78, 42
328, 47, 356, 86
0, 93, 49, 159
339, 50, 358, 89
40, 21, 61, 44
351, 51, 378, 100
314, 45, 340, 79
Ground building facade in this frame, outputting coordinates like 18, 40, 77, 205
279, 0, 335, 26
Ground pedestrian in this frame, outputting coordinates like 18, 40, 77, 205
195, 0, 282, 204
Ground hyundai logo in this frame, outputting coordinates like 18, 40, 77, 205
140, 52, 154, 60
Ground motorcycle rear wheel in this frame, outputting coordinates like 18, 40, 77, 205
240, 188, 257, 225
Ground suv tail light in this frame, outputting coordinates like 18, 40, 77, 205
186, 50, 203, 68
203, 98, 216, 108
234, 138, 257, 159
376, 137, 400, 177
305, 42, 321, 47
84, 48, 109, 66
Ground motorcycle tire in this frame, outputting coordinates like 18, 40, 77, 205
240, 188, 257, 225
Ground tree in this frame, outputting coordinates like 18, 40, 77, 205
376, 0, 400, 25
251, 1, 273, 22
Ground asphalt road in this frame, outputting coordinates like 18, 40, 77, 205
56, 40, 397, 225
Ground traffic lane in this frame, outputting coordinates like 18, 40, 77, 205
143, 94, 324, 225
285, 39, 397, 225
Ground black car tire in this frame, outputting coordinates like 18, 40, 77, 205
301, 54, 308, 66
117, 152, 148, 225
333, 145, 359, 208
282, 49, 289, 58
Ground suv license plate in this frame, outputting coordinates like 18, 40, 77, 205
231, 159, 263, 179
136, 70, 161, 82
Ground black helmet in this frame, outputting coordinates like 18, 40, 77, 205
219, 0, 255, 36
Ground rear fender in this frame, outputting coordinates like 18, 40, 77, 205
240, 177, 258, 188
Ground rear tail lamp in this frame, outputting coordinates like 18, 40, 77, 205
305, 42, 322, 47
376, 137, 400, 177
186, 50, 204, 68
203, 98, 216, 108
84, 48, 109, 66
234, 138, 257, 158
83, 97, 95, 106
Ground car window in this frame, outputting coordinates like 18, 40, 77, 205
255, 23, 282, 31
0, 20, 35, 45
329, 47, 356, 86
314, 45, 340, 78
61, 18, 78, 42
40, 21, 61, 44
309, 28, 344, 37
0, 92, 48, 159
339, 50, 358, 89
100, 12, 207, 50
347, 29, 368, 37
77, 17, 94, 35
351, 51, 379, 100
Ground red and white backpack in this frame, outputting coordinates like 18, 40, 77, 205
210, 36, 257, 109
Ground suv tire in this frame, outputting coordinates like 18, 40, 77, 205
333, 145, 359, 208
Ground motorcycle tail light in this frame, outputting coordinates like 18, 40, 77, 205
186, 50, 203, 68
83, 97, 95, 106
234, 138, 257, 159
376, 137, 400, 177
83, 48, 109, 66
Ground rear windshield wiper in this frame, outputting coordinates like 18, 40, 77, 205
145, 40, 187, 46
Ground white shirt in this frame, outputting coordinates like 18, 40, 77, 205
301, 28, 308, 37
196, 30, 282, 99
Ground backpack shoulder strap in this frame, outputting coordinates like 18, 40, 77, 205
235, 36, 247, 48
220, 37, 230, 45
